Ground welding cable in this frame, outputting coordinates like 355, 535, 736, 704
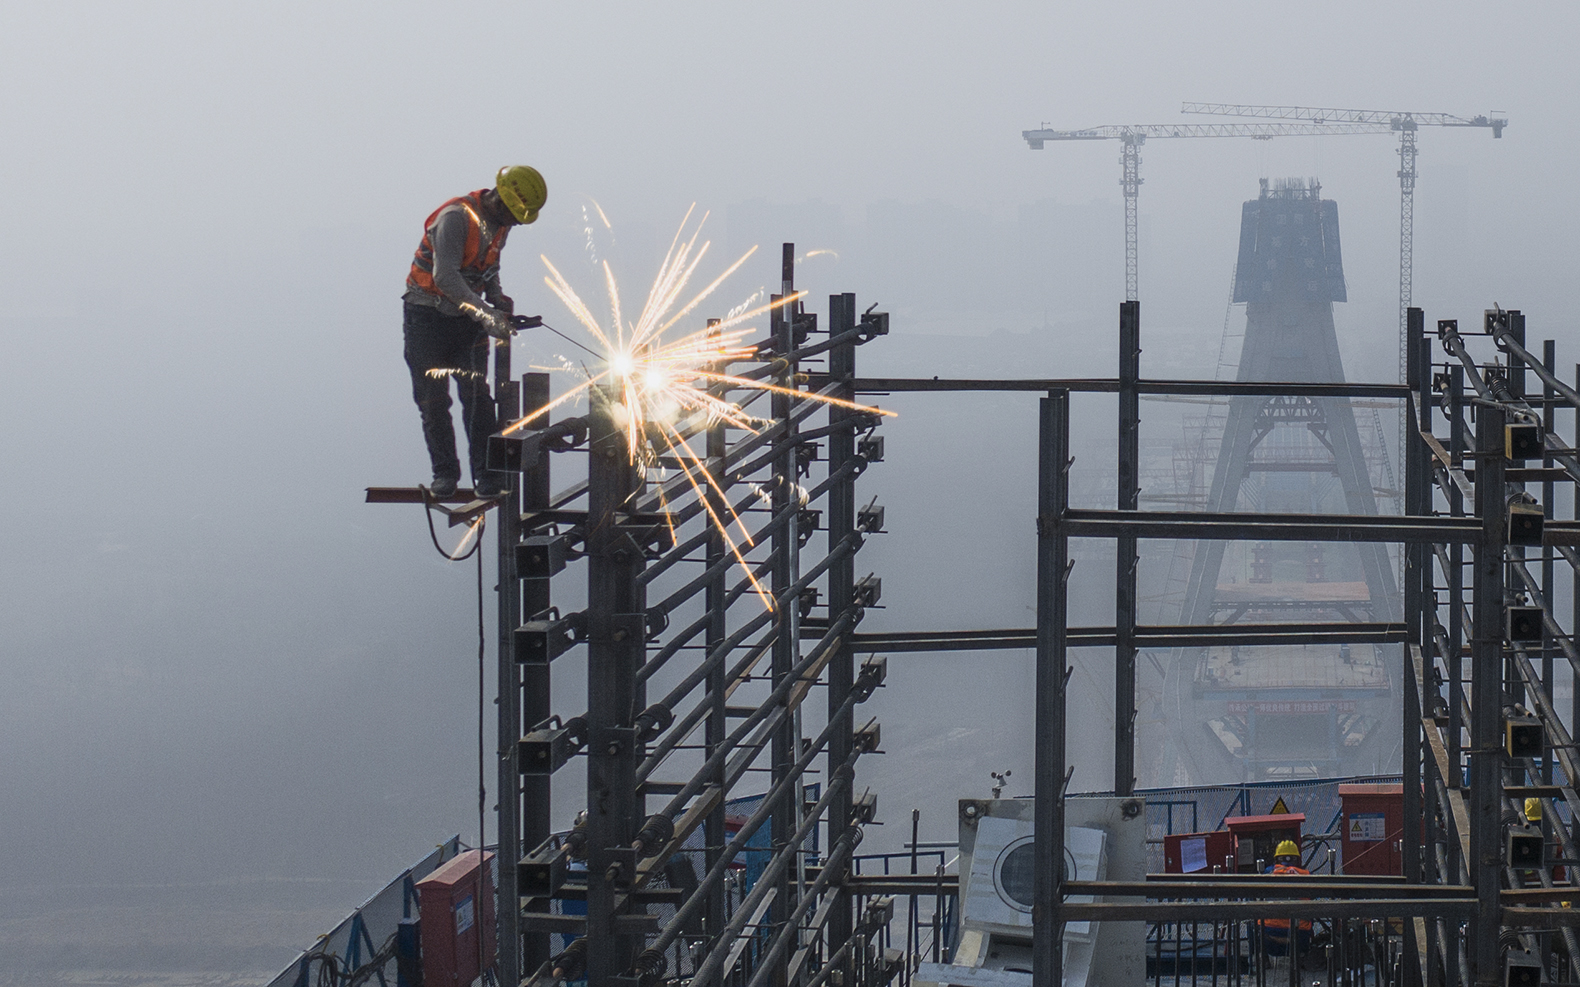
420, 492, 486, 561
537, 321, 601, 360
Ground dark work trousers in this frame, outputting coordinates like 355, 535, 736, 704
403, 301, 498, 484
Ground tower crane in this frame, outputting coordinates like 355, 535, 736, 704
1180, 103, 1508, 383
1022, 121, 1394, 301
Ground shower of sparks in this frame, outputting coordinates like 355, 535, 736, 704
447, 515, 485, 560
507, 207, 895, 610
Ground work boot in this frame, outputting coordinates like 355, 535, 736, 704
429, 476, 458, 498
473, 476, 509, 499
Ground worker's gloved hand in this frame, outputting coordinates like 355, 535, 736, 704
469, 305, 516, 341
487, 293, 515, 316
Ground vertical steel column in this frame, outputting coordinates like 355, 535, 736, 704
826, 293, 858, 970
1402, 310, 1424, 889
1470, 400, 1505, 985
1448, 367, 1465, 787
494, 349, 522, 987
769, 244, 801, 979
1416, 328, 1443, 987
1422, 334, 1447, 985
1507, 314, 1528, 710
520, 372, 554, 973
1115, 301, 1139, 796
1034, 391, 1070, 987
1541, 337, 1555, 784
704, 320, 729, 961
586, 390, 644, 986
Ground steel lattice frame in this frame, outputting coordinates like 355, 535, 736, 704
469, 239, 1579, 987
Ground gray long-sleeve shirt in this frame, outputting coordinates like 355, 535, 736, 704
404, 203, 509, 317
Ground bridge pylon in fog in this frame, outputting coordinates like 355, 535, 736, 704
1182, 179, 1399, 629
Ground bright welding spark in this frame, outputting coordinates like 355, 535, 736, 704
797, 249, 839, 263
448, 515, 485, 560
519, 206, 896, 610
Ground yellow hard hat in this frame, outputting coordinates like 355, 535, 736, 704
1275, 840, 1300, 858
496, 165, 547, 224
1526, 798, 1543, 823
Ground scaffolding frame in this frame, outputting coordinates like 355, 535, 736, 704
376, 253, 1580, 987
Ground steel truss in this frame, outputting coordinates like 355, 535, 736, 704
484, 247, 893, 987
810, 302, 1580, 987
396, 243, 1579, 987
1014, 304, 1580, 987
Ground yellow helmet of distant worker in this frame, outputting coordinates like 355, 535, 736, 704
1274, 840, 1300, 859
496, 165, 547, 224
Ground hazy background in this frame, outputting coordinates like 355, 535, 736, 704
2, 0, 1576, 975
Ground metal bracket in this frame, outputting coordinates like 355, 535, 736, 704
519, 840, 569, 897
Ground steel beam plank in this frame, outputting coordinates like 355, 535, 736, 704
852, 622, 1408, 652
1062, 508, 1482, 543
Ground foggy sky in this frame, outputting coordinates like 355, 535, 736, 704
3, 0, 1576, 971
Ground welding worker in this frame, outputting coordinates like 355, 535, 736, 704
1259, 840, 1312, 958
403, 166, 546, 497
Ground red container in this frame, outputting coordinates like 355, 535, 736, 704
1224, 814, 1306, 872
417, 850, 496, 987
1339, 784, 1403, 875
1162, 830, 1237, 874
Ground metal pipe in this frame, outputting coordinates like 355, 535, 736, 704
636, 624, 779, 783
633, 378, 844, 514
1489, 318, 1580, 412
651, 609, 858, 818
636, 529, 859, 707
683, 769, 855, 986
637, 552, 780, 689
742, 827, 863, 987
665, 747, 862, 980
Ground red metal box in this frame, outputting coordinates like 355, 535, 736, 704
1224, 813, 1306, 872
1339, 784, 1403, 875
417, 849, 496, 987
1162, 830, 1237, 874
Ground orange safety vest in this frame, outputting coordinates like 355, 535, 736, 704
407, 190, 510, 301
1263, 863, 1312, 933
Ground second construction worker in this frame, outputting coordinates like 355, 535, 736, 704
403, 166, 546, 497
1261, 840, 1312, 958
